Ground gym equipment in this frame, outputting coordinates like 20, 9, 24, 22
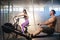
1, 16, 30, 40
1, 22, 31, 40
1, 24, 60, 40
2, 16, 29, 33
2, 23, 15, 33
13, 16, 29, 34
1, 16, 60, 40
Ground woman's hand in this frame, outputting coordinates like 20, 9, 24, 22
15, 16, 17, 17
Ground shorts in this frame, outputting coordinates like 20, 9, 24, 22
41, 27, 55, 34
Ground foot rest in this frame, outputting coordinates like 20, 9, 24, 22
32, 33, 60, 40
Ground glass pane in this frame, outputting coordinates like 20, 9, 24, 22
33, 0, 51, 29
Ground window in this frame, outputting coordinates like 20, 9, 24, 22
49, 7, 59, 11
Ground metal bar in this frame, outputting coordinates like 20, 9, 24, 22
8, 0, 10, 22
32, 0, 36, 30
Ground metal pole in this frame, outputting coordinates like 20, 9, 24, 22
2, 3, 5, 39
51, 0, 53, 8
0, 1, 3, 40
32, 0, 36, 30
8, 0, 10, 22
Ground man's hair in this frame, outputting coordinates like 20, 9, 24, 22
51, 10, 56, 14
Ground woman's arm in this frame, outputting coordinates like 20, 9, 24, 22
15, 13, 25, 17
17, 14, 25, 17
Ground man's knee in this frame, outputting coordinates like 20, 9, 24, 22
38, 27, 43, 31
36, 27, 43, 33
33, 27, 43, 36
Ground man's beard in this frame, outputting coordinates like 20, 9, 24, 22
50, 14, 51, 16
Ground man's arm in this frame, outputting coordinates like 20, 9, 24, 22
39, 17, 56, 26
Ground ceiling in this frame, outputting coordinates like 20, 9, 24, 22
0, 0, 60, 5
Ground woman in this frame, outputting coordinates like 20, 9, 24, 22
16, 9, 29, 34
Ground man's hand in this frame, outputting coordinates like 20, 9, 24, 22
37, 23, 42, 26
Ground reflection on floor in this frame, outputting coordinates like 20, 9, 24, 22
32, 33, 60, 40
0, 32, 60, 40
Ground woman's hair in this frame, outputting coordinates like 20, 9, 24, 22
23, 9, 27, 14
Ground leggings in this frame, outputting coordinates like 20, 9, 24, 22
21, 19, 29, 33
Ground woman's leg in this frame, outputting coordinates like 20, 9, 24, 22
21, 24, 25, 34
21, 20, 29, 34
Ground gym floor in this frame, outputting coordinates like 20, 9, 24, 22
0, 32, 60, 40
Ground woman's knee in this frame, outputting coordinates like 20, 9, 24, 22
21, 23, 23, 26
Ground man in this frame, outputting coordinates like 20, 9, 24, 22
32, 10, 57, 36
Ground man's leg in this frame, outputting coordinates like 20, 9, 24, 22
33, 27, 43, 36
